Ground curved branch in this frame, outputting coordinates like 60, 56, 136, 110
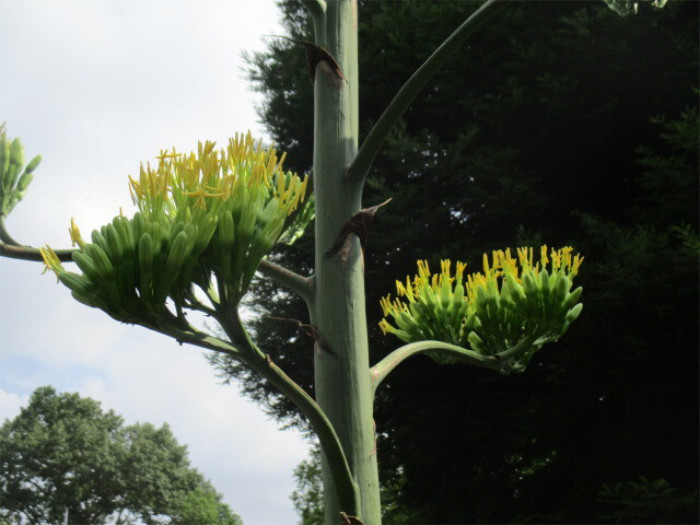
370, 335, 539, 394
258, 258, 315, 306
370, 340, 498, 394
495, 333, 542, 364
0, 216, 22, 246
302, 0, 327, 46
0, 216, 76, 262
302, 0, 326, 19
150, 312, 359, 514
2, 218, 351, 510
347, 0, 506, 187
222, 312, 360, 516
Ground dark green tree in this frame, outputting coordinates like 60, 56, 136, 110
290, 446, 324, 525
169, 484, 243, 525
227, 1, 698, 523
0, 386, 242, 525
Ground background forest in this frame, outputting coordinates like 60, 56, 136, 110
208, 1, 699, 523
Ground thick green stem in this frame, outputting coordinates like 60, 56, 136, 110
311, 1, 381, 523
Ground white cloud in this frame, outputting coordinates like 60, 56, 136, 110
0, 2, 313, 523
0, 389, 28, 423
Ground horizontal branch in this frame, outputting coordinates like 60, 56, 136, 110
258, 258, 314, 306
370, 340, 497, 393
347, 0, 505, 187
0, 242, 76, 262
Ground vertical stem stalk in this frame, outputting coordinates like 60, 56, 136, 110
311, 1, 381, 523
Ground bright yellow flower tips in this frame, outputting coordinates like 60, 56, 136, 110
43, 133, 314, 325
379, 246, 584, 371
127, 132, 308, 220
40, 246, 63, 279
68, 218, 85, 249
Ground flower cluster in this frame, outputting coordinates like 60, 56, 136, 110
42, 133, 311, 324
128, 133, 308, 220
379, 246, 583, 369
1, 125, 41, 217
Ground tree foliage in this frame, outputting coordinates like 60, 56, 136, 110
0, 386, 242, 525
236, 1, 699, 523
290, 446, 324, 525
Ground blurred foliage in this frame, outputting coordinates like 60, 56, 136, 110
597, 477, 699, 524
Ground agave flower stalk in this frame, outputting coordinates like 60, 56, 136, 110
0, 0, 612, 520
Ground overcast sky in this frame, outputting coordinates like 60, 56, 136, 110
0, 2, 314, 524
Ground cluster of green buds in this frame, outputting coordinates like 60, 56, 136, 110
0, 125, 41, 217
41, 132, 311, 326
379, 246, 583, 370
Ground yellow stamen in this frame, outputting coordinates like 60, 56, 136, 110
39, 245, 63, 280
68, 218, 85, 249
